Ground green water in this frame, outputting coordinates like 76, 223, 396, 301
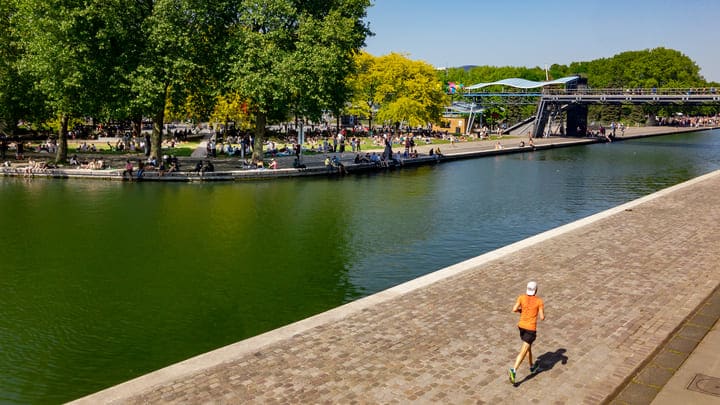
1, 130, 719, 403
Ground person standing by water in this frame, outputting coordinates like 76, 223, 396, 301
509, 281, 545, 384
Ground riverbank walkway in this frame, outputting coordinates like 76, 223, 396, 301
2, 126, 711, 182
72, 165, 720, 403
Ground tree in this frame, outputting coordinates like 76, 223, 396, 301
227, 0, 371, 163
0, 0, 45, 135
349, 52, 445, 130
128, 0, 234, 159
346, 52, 380, 131
292, 2, 371, 129
14, 0, 130, 161
209, 92, 251, 130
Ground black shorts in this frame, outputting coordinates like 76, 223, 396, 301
519, 327, 537, 344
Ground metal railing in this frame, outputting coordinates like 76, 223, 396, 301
462, 87, 719, 97
542, 87, 719, 96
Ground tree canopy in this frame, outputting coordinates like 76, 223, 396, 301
347, 52, 446, 129
433, 47, 717, 127
442, 48, 711, 90
226, 0, 371, 161
13, 0, 145, 160
3, 0, 371, 162
0, 0, 44, 134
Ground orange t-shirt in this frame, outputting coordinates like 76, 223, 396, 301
517, 294, 544, 331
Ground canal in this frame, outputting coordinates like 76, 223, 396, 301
1, 130, 719, 403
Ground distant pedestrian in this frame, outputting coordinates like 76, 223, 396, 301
509, 281, 545, 384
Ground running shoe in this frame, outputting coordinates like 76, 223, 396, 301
508, 368, 516, 384
530, 362, 539, 374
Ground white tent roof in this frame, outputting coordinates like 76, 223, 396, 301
465, 76, 580, 90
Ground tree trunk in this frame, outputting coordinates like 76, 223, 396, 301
366, 100, 373, 135
131, 116, 142, 138
151, 85, 169, 159
152, 108, 164, 159
56, 114, 69, 163
252, 112, 266, 163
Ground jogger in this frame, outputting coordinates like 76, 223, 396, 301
509, 281, 545, 384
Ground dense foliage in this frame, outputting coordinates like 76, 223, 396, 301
346, 52, 446, 129
2, 0, 370, 162
439, 48, 719, 126
442, 48, 715, 90
226, 0, 371, 162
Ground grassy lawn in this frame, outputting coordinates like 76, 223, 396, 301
64, 140, 200, 157
55, 135, 511, 160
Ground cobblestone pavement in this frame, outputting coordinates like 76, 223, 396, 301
73, 169, 720, 403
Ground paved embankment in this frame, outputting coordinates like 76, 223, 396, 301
71, 167, 720, 403
3, 126, 712, 182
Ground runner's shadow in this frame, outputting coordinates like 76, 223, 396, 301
515, 348, 569, 386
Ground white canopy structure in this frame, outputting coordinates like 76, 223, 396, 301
465, 75, 580, 90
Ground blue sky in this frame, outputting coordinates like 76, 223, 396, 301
364, 0, 720, 82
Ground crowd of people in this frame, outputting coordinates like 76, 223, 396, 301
4, 114, 720, 179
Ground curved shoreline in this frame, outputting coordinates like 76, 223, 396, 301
2, 126, 714, 182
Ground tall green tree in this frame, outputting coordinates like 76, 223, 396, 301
0, 0, 43, 135
227, 0, 371, 163
128, 0, 234, 159
14, 0, 148, 161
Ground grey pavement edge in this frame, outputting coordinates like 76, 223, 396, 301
70, 169, 720, 404
650, 312, 720, 404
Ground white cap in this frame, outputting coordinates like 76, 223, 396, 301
526, 281, 537, 296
